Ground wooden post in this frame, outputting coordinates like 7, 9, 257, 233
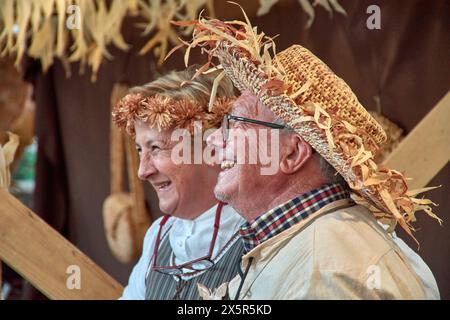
0, 189, 123, 299
383, 91, 450, 189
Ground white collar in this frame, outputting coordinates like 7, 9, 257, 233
169, 203, 244, 265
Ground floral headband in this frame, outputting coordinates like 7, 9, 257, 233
112, 93, 235, 136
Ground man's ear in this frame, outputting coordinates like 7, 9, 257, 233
279, 134, 312, 174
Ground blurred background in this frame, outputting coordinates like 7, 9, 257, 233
0, 0, 449, 299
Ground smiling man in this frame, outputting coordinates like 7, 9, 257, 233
112, 66, 245, 300
186, 16, 441, 299
208, 89, 439, 299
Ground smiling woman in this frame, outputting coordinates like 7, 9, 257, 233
113, 66, 237, 219
111, 66, 245, 300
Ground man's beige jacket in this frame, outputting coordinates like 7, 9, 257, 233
227, 199, 438, 299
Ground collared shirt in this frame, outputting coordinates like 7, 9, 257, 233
121, 203, 245, 299
239, 183, 350, 252
169, 204, 243, 267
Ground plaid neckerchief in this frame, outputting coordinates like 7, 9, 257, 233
239, 183, 351, 252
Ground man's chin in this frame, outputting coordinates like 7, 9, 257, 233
214, 192, 230, 203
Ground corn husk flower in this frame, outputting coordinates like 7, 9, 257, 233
113, 93, 234, 135
170, 99, 205, 133
140, 95, 177, 132
205, 96, 234, 128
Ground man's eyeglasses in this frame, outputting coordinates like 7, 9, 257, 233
222, 114, 286, 143
151, 202, 224, 275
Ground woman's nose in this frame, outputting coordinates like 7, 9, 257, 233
138, 154, 157, 180
207, 127, 224, 149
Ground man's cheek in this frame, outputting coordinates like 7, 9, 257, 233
260, 130, 281, 176
228, 130, 250, 164
236, 164, 250, 196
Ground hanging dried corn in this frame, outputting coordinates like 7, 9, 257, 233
0, 0, 346, 81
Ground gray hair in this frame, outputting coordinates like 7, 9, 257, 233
318, 154, 347, 185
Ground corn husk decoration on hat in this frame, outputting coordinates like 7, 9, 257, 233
171, 3, 441, 244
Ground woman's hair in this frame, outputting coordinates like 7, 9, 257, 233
112, 65, 237, 135
130, 64, 236, 105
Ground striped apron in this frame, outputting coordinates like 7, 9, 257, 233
145, 231, 244, 300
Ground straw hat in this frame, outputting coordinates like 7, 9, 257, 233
176, 8, 441, 241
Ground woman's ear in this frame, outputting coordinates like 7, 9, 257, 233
279, 134, 312, 174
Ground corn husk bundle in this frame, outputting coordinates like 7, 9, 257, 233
0, 0, 346, 82
0, 0, 136, 81
0, 0, 213, 81
257, 0, 346, 28
138, 0, 215, 65
171, 3, 441, 244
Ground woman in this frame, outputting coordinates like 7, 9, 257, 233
112, 66, 244, 299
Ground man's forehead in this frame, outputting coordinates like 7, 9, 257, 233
231, 90, 275, 121
231, 91, 260, 115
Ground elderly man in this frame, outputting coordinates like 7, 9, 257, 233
184, 15, 441, 299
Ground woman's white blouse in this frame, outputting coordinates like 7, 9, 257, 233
120, 204, 244, 299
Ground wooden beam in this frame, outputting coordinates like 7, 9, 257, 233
0, 189, 123, 299
383, 91, 450, 189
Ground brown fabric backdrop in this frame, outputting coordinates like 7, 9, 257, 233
26, 0, 449, 299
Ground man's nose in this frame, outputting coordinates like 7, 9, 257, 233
207, 127, 224, 149
138, 154, 157, 180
